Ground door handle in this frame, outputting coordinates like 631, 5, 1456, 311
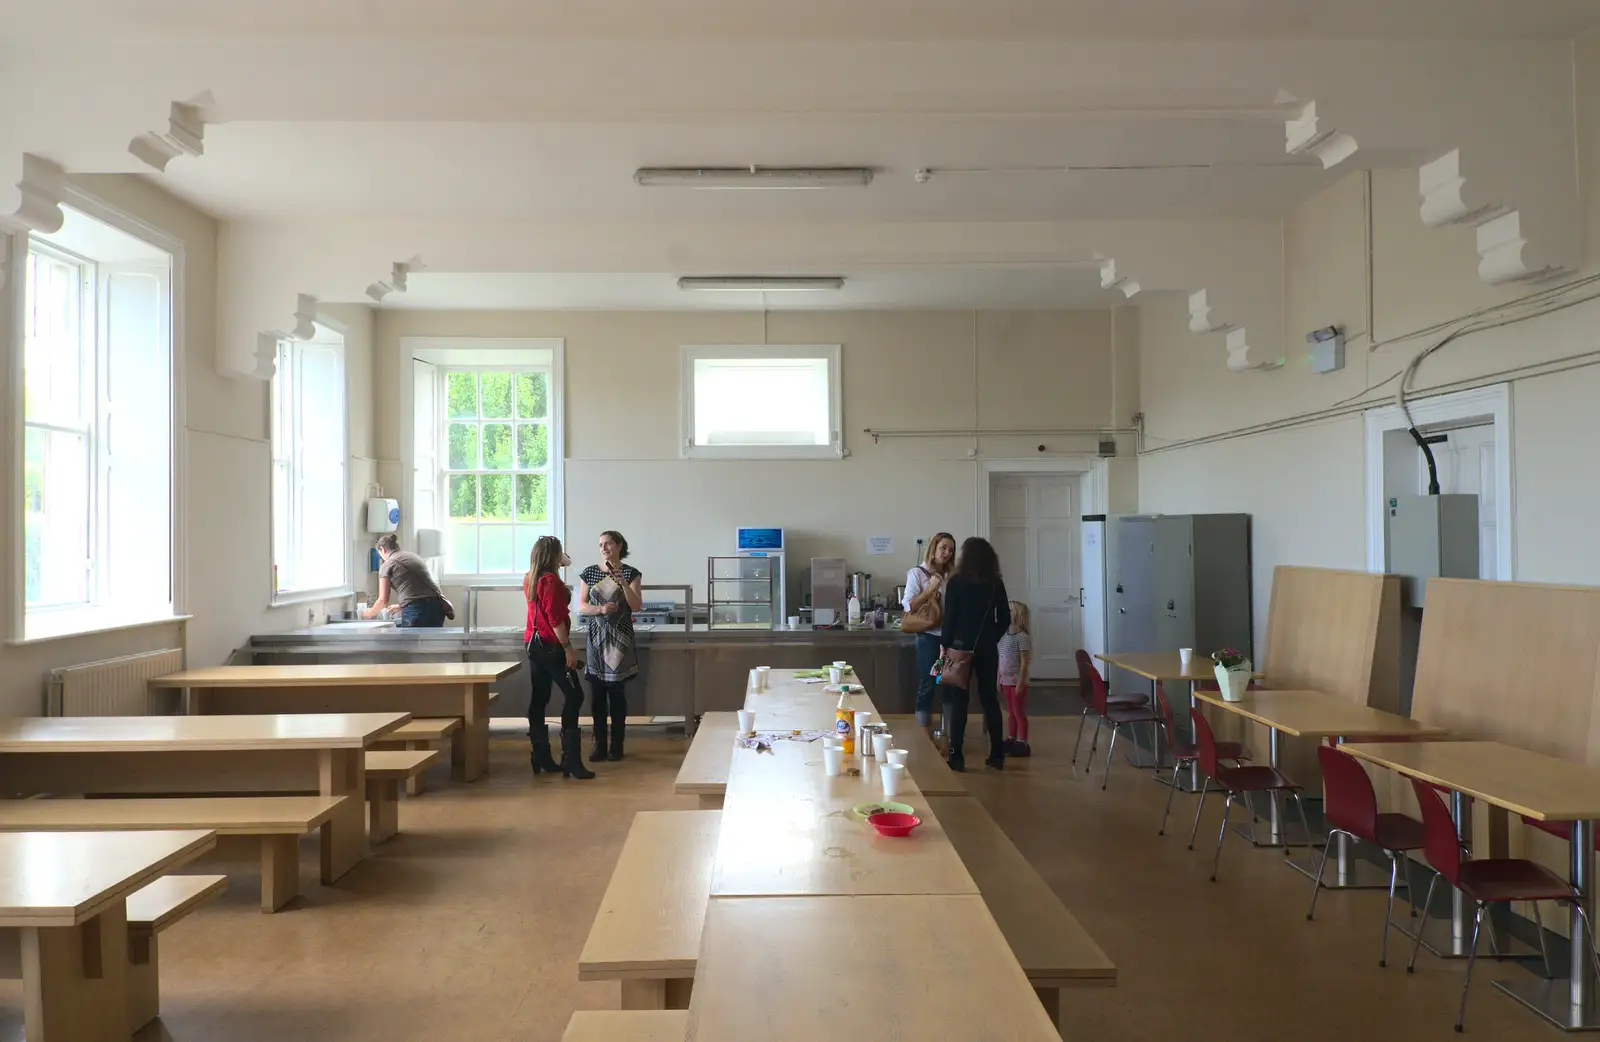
1079, 587, 1085, 607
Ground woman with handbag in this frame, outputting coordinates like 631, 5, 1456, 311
901, 532, 956, 735
936, 537, 1011, 773
523, 535, 595, 780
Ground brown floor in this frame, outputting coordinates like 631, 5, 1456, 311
0, 717, 1566, 1041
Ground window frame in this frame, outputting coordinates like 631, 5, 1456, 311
679, 344, 843, 460
400, 339, 564, 585
269, 323, 352, 605
8, 189, 186, 644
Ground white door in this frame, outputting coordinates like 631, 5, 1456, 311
1419, 423, 1497, 580
989, 475, 1080, 679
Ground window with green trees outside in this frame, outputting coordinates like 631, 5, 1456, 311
441, 368, 552, 576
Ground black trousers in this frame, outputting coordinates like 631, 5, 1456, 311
589, 679, 628, 732
943, 643, 1004, 761
527, 644, 584, 734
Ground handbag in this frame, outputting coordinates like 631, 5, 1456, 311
900, 567, 942, 635
935, 583, 998, 690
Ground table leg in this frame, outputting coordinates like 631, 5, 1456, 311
460, 683, 490, 782
320, 747, 366, 884
1268, 729, 1283, 845
1187, 681, 1202, 790
1493, 819, 1600, 1030
1122, 678, 1161, 769
22, 901, 130, 1042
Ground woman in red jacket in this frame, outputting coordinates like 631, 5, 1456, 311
524, 535, 594, 779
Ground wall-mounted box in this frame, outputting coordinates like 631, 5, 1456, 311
1387, 494, 1479, 607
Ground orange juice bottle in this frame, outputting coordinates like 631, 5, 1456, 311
835, 692, 855, 755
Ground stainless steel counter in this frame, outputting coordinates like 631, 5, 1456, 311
241, 625, 917, 718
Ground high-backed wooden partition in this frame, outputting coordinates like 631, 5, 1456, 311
1208, 566, 1402, 786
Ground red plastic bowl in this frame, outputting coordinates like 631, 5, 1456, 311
866, 812, 922, 837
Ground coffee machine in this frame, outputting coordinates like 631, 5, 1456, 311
848, 572, 872, 609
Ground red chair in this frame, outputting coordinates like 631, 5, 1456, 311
1305, 745, 1424, 967
1407, 779, 1600, 1032
1188, 708, 1312, 880
1154, 687, 1249, 836
1089, 665, 1162, 790
1070, 650, 1147, 769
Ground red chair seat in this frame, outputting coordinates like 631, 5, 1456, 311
1457, 858, 1576, 903
1369, 812, 1426, 852
1215, 764, 1299, 792
1105, 705, 1160, 726
1109, 693, 1149, 706
1169, 739, 1250, 762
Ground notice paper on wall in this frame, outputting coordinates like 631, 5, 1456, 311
866, 535, 895, 556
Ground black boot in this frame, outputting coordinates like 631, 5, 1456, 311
528, 725, 561, 774
608, 716, 625, 761
590, 715, 609, 762
562, 727, 596, 780
986, 735, 1007, 771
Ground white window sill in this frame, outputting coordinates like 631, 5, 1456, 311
270, 587, 355, 609
15, 609, 192, 646
682, 445, 844, 461
441, 575, 527, 587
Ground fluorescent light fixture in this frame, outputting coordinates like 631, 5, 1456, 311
678, 276, 845, 292
636, 166, 873, 189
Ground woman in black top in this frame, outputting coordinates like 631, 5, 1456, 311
939, 537, 1012, 772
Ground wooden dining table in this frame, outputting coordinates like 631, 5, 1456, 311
0, 829, 215, 1042
0, 712, 407, 883
1340, 740, 1600, 1031
1194, 688, 1445, 881
1096, 650, 1263, 779
152, 662, 519, 782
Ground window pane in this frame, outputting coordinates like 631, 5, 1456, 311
516, 473, 548, 522
448, 474, 478, 519
447, 423, 479, 469
517, 372, 548, 419
482, 423, 513, 470
479, 525, 514, 574
481, 474, 513, 521
447, 522, 478, 575
25, 427, 90, 607
516, 423, 549, 469
446, 372, 477, 419
514, 525, 540, 577
480, 371, 513, 418
693, 357, 830, 446
24, 250, 85, 427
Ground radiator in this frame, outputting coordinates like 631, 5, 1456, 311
46, 648, 184, 716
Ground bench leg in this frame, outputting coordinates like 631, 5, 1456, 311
697, 794, 724, 811
368, 778, 400, 844
619, 979, 667, 1010
261, 835, 301, 913
126, 933, 158, 1033
664, 978, 694, 1011
1034, 986, 1061, 1036
405, 740, 428, 797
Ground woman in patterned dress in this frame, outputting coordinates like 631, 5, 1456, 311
576, 530, 643, 761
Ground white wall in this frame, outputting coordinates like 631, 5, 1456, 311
0, 176, 371, 715
372, 306, 1132, 625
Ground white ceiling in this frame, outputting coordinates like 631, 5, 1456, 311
385, 268, 1121, 312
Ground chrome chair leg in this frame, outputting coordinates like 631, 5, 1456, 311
1211, 792, 1235, 881
1408, 874, 1440, 973
1070, 708, 1090, 765
1159, 759, 1185, 835
1569, 902, 1600, 993
1457, 902, 1486, 1033
1086, 717, 1104, 761
1532, 900, 1553, 979
1101, 725, 1120, 790
1380, 851, 1400, 967
1289, 791, 1314, 855
1305, 827, 1337, 921
1187, 778, 1210, 850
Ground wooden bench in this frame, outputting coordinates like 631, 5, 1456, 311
126, 874, 228, 1032
374, 717, 461, 795
578, 810, 719, 1009
0, 795, 349, 912
562, 1010, 688, 1042
882, 715, 967, 796
365, 748, 441, 843
673, 713, 736, 810
927, 796, 1115, 1033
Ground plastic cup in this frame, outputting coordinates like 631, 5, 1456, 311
748, 668, 761, 691
854, 710, 873, 745
755, 666, 771, 690
737, 710, 754, 735
788, 616, 801, 630
872, 731, 893, 759
1179, 648, 1194, 670
823, 741, 844, 777
833, 660, 847, 669
880, 762, 905, 797
886, 748, 909, 767
829, 667, 843, 685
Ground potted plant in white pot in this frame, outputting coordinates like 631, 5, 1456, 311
1211, 648, 1252, 702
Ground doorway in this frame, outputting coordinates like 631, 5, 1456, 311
988, 475, 1079, 679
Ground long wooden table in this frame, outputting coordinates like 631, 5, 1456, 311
1341, 740, 1600, 1031
152, 662, 519, 782
1194, 688, 1445, 883
0, 829, 215, 1042
0, 713, 407, 883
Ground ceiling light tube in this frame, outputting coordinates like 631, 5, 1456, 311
637, 166, 872, 189
678, 276, 845, 292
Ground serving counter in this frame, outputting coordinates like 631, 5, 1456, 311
241, 625, 916, 720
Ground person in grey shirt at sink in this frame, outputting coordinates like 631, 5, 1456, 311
362, 534, 453, 627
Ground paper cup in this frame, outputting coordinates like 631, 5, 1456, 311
886, 748, 909, 767
1179, 648, 1194, 669
872, 731, 893, 759
823, 742, 844, 777
880, 762, 905, 797
788, 616, 801, 630
833, 660, 847, 669
829, 667, 843, 685
737, 710, 754, 736
755, 666, 771, 690
748, 668, 761, 691
854, 710, 873, 745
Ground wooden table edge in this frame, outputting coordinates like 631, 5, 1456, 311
1336, 743, 1566, 822
149, 663, 524, 688
577, 960, 697, 981
1191, 691, 1445, 740
69, 829, 217, 926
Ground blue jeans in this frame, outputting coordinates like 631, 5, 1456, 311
913, 632, 942, 725
396, 597, 447, 628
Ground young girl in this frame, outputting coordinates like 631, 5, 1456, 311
997, 601, 1033, 757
